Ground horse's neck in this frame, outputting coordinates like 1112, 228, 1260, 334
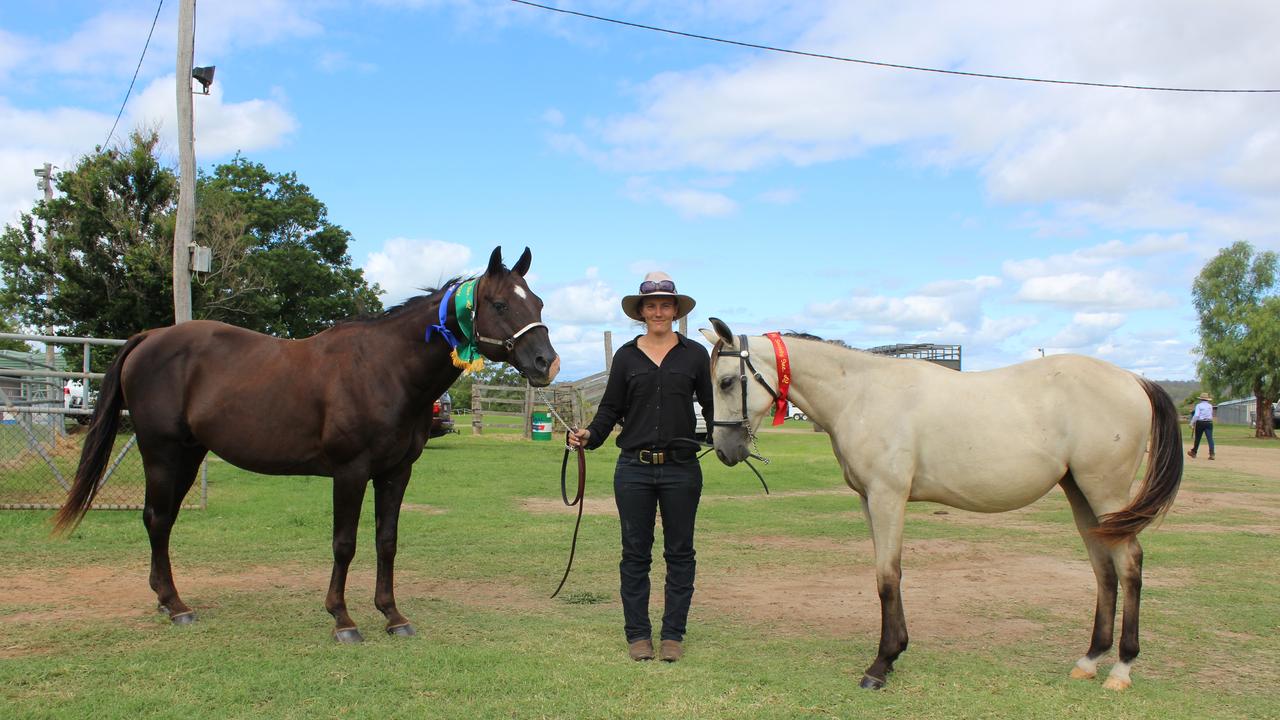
375, 296, 465, 394
783, 340, 881, 429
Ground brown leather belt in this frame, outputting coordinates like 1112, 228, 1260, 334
637, 448, 666, 464
623, 448, 696, 465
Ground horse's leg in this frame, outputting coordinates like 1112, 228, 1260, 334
858, 489, 910, 690
142, 444, 207, 625
326, 472, 370, 643
1102, 538, 1142, 691
372, 464, 414, 636
1060, 474, 1121, 683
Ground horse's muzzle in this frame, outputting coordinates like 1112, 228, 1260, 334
712, 427, 749, 466
523, 353, 560, 387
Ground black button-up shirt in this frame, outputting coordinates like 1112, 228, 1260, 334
585, 333, 713, 451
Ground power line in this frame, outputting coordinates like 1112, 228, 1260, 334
104, 0, 166, 150
509, 0, 1280, 94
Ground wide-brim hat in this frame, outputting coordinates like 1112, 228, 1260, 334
1198, 392, 1213, 402
621, 271, 696, 322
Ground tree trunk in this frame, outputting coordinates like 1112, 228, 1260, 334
1255, 391, 1276, 438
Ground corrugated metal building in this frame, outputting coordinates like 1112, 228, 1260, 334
1215, 396, 1279, 426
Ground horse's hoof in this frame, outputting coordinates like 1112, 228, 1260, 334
1102, 676, 1131, 691
169, 610, 197, 626
1069, 667, 1096, 680
859, 674, 886, 690
386, 623, 416, 637
333, 627, 364, 644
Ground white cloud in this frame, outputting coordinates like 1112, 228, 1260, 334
545, 279, 621, 325
542, 108, 565, 127
758, 187, 798, 205
1047, 312, 1126, 348
559, 2, 1280, 232
129, 76, 297, 157
624, 177, 737, 218
1015, 269, 1172, 310
363, 238, 473, 304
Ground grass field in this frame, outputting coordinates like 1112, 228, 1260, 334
0, 424, 1276, 719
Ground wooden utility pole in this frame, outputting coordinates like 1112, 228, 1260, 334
603, 331, 613, 371
36, 162, 62, 434
172, 0, 196, 324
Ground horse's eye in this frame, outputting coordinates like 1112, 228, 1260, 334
493, 301, 508, 314
719, 376, 735, 391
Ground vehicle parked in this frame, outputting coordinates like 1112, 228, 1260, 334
693, 400, 707, 442
430, 391, 455, 438
63, 380, 96, 425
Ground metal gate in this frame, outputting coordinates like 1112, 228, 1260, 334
0, 332, 206, 511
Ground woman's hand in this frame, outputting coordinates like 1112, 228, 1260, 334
567, 428, 591, 449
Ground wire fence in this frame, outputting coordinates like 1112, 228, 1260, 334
0, 332, 206, 511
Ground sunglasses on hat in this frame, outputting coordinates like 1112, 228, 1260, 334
639, 279, 676, 293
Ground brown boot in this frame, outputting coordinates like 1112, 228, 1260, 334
660, 639, 684, 662
1209, 453, 1215, 460
628, 638, 654, 661
1187, 450, 1196, 458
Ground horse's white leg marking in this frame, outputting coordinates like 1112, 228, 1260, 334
1102, 660, 1132, 691
1071, 656, 1100, 680
1060, 474, 1120, 681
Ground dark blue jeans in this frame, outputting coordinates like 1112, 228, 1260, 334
1191, 421, 1215, 456
613, 455, 702, 643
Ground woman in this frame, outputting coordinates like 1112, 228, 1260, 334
567, 271, 713, 663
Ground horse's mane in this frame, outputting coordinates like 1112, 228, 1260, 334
337, 275, 473, 325
783, 331, 825, 342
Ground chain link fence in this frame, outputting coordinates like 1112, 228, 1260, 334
0, 333, 206, 511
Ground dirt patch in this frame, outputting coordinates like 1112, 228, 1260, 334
520, 497, 617, 516
1187, 443, 1280, 480
400, 503, 448, 515
698, 538, 1097, 648
0, 560, 555, 658
519, 488, 852, 517
1170, 489, 1280, 518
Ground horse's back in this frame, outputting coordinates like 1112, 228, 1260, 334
120, 321, 331, 470
869, 354, 1151, 511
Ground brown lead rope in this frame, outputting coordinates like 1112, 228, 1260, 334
550, 440, 587, 598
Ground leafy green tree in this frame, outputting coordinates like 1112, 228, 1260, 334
0, 131, 382, 370
0, 309, 27, 351
196, 156, 381, 337
1192, 241, 1279, 438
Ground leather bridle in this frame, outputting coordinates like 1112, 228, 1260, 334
712, 334, 782, 434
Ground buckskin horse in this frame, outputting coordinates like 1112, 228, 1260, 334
701, 318, 1181, 691
54, 246, 559, 642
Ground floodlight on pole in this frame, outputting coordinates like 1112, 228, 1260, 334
192, 66, 216, 94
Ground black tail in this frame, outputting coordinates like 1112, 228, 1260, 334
52, 334, 146, 535
1094, 377, 1184, 542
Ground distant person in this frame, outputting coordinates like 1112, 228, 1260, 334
567, 271, 713, 663
1188, 391, 1215, 460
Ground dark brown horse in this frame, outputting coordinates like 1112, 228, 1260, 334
54, 246, 559, 642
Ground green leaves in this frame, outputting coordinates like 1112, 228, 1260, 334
0, 131, 383, 368
1192, 241, 1279, 437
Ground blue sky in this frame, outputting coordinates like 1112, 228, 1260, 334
4, 1, 1279, 381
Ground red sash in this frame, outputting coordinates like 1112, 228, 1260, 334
764, 332, 791, 426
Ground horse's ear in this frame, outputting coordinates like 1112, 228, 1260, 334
512, 247, 532, 277
486, 247, 504, 276
709, 317, 734, 345
699, 328, 719, 345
